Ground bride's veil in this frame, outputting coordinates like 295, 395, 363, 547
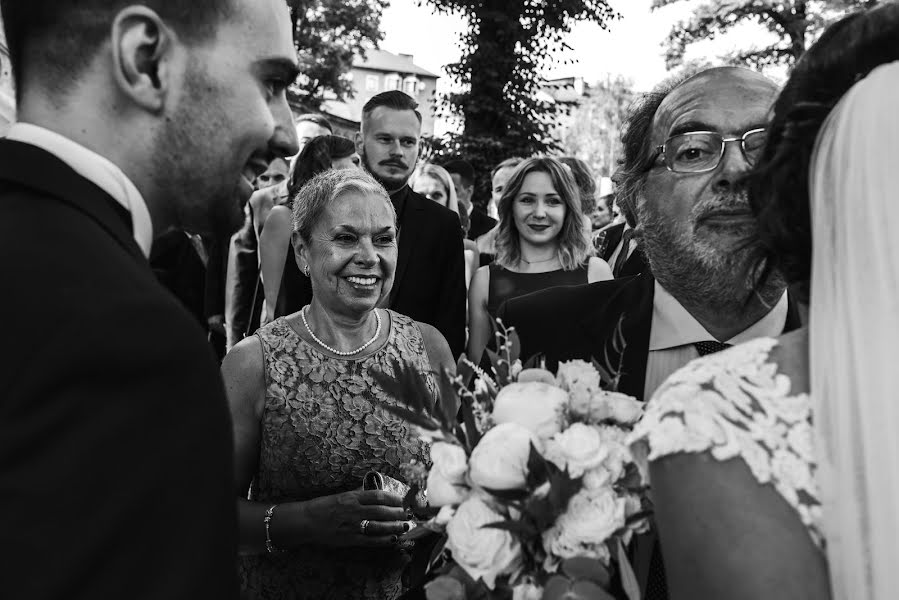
810, 60, 899, 599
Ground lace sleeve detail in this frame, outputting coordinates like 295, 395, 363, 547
628, 337, 823, 547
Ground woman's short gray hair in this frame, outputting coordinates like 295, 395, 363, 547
292, 169, 394, 242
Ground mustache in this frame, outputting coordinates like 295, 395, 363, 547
693, 189, 753, 219
379, 159, 409, 169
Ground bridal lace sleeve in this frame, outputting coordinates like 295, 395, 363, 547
628, 337, 824, 547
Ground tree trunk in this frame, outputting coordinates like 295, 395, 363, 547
462, 0, 525, 140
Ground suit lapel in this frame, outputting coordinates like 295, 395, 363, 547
0, 139, 146, 264
580, 272, 655, 401
391, 188, 423, 302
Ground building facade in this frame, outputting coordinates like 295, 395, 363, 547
314, 49, 440, 136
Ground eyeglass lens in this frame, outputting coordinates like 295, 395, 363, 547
664, 130, 767, 173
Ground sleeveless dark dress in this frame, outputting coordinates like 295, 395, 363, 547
486, 263, 589, 316
238, 310, 435, 600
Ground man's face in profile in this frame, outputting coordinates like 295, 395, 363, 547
153, 0, 299, 237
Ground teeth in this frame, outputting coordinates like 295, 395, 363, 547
347, 276, 377, 285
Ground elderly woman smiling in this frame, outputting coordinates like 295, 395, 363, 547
222, 168, 454, 600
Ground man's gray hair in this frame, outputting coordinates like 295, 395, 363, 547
292, 169, 395, 242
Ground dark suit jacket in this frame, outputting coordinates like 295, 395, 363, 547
0, 140, 238, 599
499, 272, 803, 401
467, 207, 497, 241
593, 221, 648, 280
281, 185, 467, 359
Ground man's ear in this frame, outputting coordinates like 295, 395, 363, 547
111, 7, 175, 113
354, 130, 364, 156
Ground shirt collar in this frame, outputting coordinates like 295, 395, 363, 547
6, 122, 153, 258
649, 281, 789, 350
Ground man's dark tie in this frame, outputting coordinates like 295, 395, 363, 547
694, 340, 731, 356
612, 228, 634, 277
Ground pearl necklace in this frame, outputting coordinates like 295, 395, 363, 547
301, 307, 382, 356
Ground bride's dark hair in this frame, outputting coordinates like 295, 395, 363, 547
746, 2, 899, 301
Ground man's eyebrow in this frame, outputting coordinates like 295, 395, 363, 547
668, 121, 716, 137
256, 57, 301, 82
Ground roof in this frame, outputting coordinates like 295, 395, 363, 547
353, 49, 439, 79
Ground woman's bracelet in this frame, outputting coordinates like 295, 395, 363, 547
264, 504, 282, 554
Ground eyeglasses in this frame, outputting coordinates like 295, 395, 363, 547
653, 128, 767, 174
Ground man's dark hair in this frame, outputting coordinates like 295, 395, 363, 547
295, 113, 333, 133
1, 0, 234, 101
361, 90, 422, 125
746, 1, 899, 301
442, 159, 475, 189
614, 67, 705, 227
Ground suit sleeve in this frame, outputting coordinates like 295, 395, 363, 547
436, 213, 467, 360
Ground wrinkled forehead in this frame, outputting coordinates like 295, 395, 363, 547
652, 69, 779, 145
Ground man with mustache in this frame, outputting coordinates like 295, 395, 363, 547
498, 67, 803, 599
354, 91, 466, 358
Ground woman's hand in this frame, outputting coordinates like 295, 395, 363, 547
298, 489, 411, 548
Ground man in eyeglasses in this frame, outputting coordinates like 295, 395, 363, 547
498, 67, 804, 599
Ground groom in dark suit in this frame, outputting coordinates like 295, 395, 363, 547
0, 1, 298, 598
500, 67, 798, 599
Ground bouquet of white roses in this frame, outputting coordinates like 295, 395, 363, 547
373, 320, 651, 600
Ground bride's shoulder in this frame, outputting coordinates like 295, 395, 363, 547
629, 335, 810, 467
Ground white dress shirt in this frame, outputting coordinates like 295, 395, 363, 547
644, 281, 789, 399
5, 123, 153, 257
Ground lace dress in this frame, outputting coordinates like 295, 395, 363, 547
239, 310, 435, 600
628, 337, 823, 548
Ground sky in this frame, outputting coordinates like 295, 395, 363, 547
379, 0, 778, 93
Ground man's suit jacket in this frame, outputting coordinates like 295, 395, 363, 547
499, 271, 802, 401
285, 185, 467, 359
0, 140, 238, 599
467, 207, 497, 241
593, 221, 648, 280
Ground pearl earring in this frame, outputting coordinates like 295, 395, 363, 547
304, 265, 310, 277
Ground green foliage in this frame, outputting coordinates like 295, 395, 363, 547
653, 0, 880, 70
287, 0, 387, 109
421, 0, 619, 182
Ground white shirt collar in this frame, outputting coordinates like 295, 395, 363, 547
6, 123, 153, 258
649, 281, 788, 350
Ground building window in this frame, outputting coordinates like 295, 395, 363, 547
365, 75, 379, 92
384, 74, 401, 91
403, 77, 420, 96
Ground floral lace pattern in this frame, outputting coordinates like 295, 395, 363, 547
628, 337, 823, 547
239, 310, 436, 600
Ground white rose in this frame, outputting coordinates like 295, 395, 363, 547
602, 391, 643, 425
512, 582, 543, 600
547, 423, 608, 478
556, 359, 602, 391
517, 368, 557, 385
542, 488, 627, 564
468, 423, 535, 490
427, 442, 470, 506
435, 505, 457, 526
446, 497, 522, 589
596, 425, 633, 482
492, 382, 567, 439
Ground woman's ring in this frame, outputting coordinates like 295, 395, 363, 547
359, 519, 370, 535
